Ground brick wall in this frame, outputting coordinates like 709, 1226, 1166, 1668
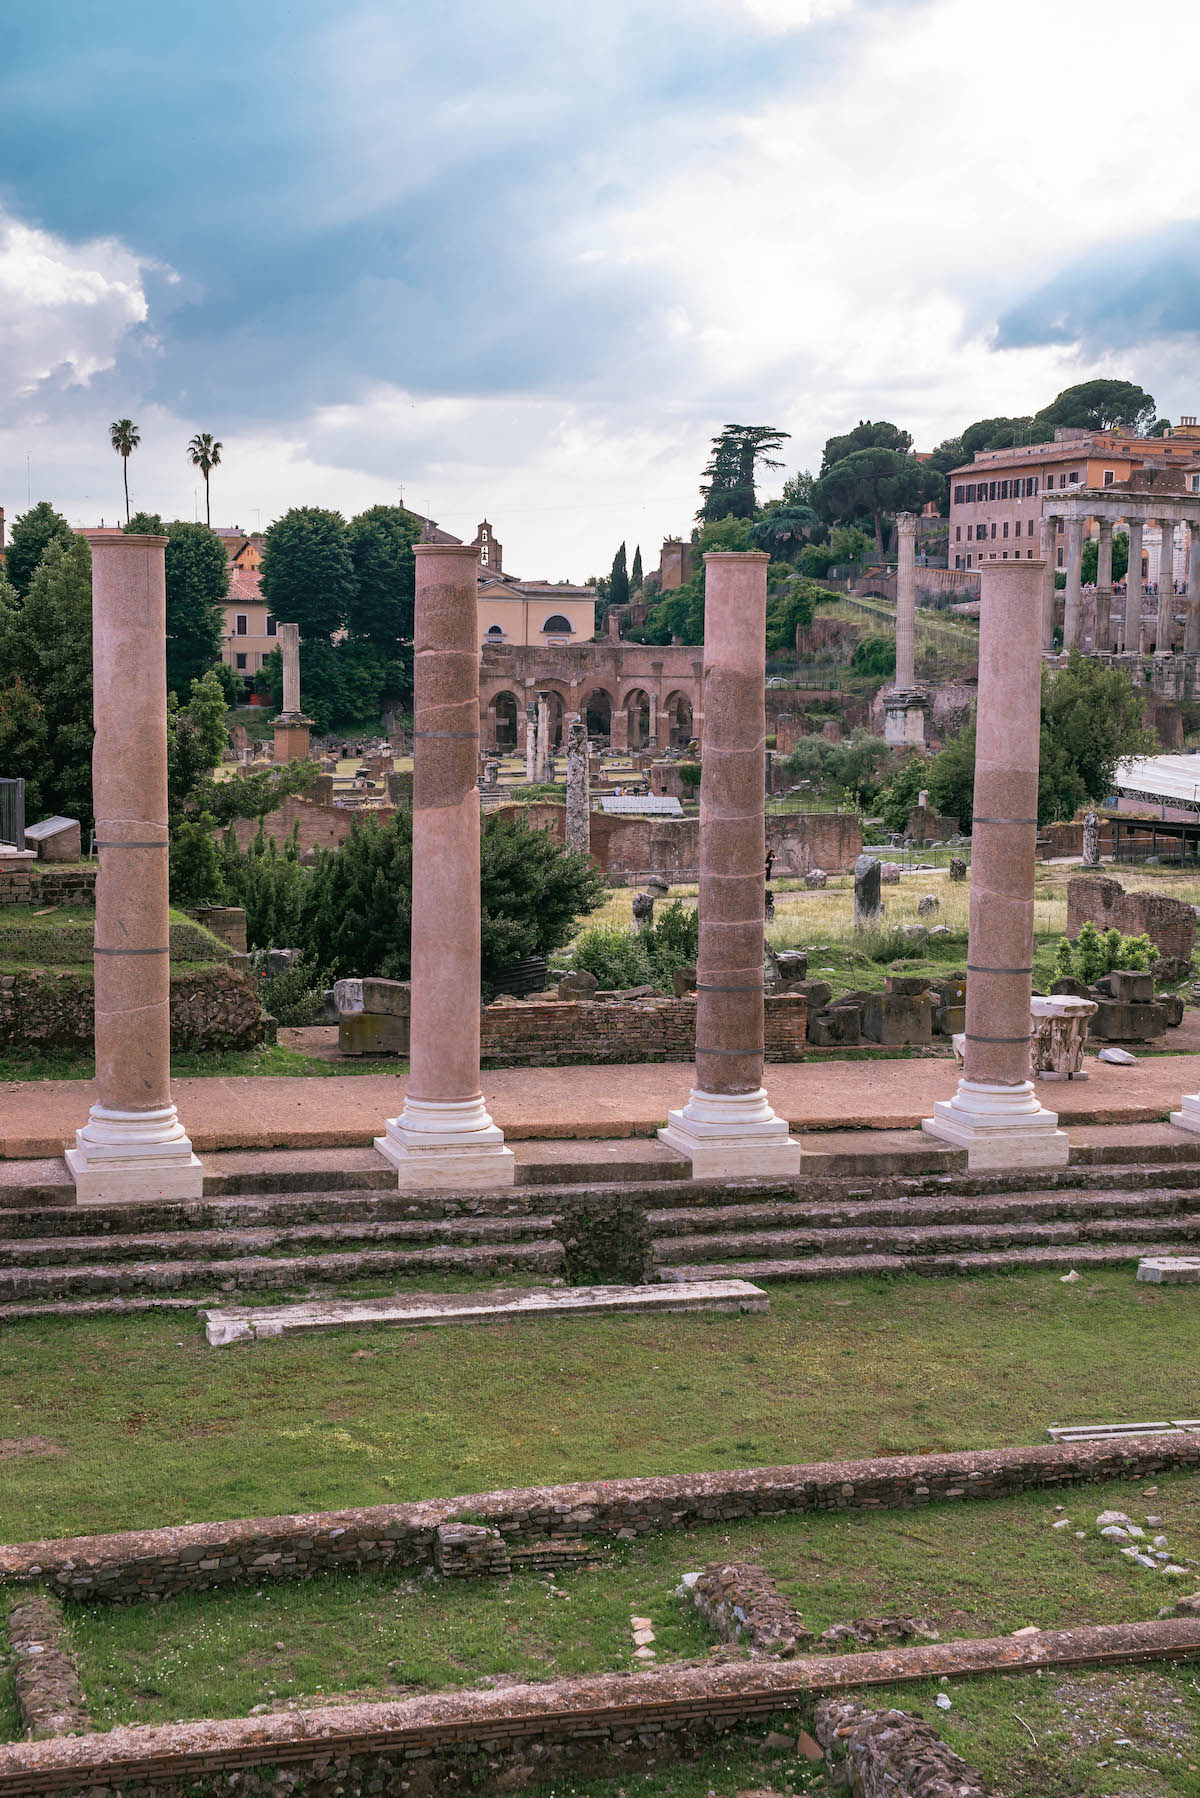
4, 1436, 1196, 1607
1067, 876, 1197, 961
480, 994, 807, 1067
0, 966, 267, 1054
494, 805, 862, 882
230, 797, 395, 856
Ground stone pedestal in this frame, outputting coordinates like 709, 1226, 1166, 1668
67, 533, 202, 1205
883, 688, 928, 747
923, 558, 1067, 1170
273, 715, 312, 761
658, 551, 801, 1178
376, 544, 514, 1190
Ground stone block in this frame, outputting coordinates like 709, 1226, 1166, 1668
862, 991, 934, 1045
928, 974, 966, 1006
885, 974, 934, 997
558, 969, 600, 999
672, 964, 697, 997
948, 857, 967, 881
1051, 975, 1091, 1000
1163, 993, 1185, 1027
933, 1002, 966, 1037
1087, 998, 1169, 1042
333, 977, 363, 1014
265, 948, 300, 978
790, 979, 832, 1010
775, 951, 808, 981
880, 862, 902, 884
23, 816, 81, 862
338, 1010, 410, 1056
361, 977, 411, 1018
1107, 970, 1154, 1003
1153, 955, 1194, 984
808, 1005, 861, 1046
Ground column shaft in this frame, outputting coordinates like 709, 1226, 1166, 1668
895, 512, 917, 688
281, 622, 301, 714
565, 716, 590, 855
1125, 520, 1144, 653
67, 534, 201, 1203
376, 544, 513, 1187
1188, 523, 1200, 654
1063, 518, 1084, 651
524, 702, 537, 783
1039, 517, 1057, 653
1156, 521, 1175, 652
1096, 519, 1114, 652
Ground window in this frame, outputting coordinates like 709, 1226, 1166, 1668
954, 485, 965, 504
1030, 477, 1038, 495
1103, 470, 1115, 485
235, 614, 248, 635
1000, 480, 1009, 500
1002, 521, 1009, 538
990, 522, 997, 539
955, 525, 961, 541
966, 553, 972, 568
541, 614, 573, 634
486, 624, 504, 636
1069, 470, 1080, 484
1003, 550, 1009, 559
235, 652, 247, 670
989, 481, 998, 500
1057, 519, 1064, 533
1057, 548, 1064, 567
480, 544, 489, 565
265, 615, 277, 635
1027, 548, 1033, 558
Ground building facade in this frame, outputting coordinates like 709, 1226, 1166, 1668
220, 569, 278, 681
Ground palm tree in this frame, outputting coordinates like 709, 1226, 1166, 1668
109, 419, 141, 524
187, 433, 223, 527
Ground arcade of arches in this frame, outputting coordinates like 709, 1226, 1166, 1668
479, 644, 703, 754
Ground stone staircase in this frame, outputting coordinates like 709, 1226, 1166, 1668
4, 1141, 1200, 1314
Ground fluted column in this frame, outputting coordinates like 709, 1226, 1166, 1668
1096, 519, 1114, 653
1062, 517, 1084, 651
376, 543, 514, 1189
659, 551, 801, 1177
895, 511, 918, 689
1125, 520, 1145, 653
924, 557, 1067, 1170
1039, 516, 1058, 654
1156, 521, 1175, 653
1187, 522, 1200, 655
67, 534, 203, 1204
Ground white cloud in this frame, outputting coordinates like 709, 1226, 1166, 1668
0, 210, 154, 403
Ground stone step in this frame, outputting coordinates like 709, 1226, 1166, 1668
646, 1187, 1200, 1235
0, 1239, 565, 1302
201, 1280, 770, 1346
0, 1190, 555, 1239
651, 1213, 1200, 1264
0, 1214, 558, 1270
659, 1240, 1194, 1283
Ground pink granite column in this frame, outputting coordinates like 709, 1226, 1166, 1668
659, 551, 800, 1176
66, 534, 202, 1203
376, 544, 513, 1188
924, 557, 1066, 1169
895, 512, 917, 689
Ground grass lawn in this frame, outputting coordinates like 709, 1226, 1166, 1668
0, 1046, 409, 1080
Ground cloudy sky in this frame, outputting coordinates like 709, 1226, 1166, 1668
2, 0, 1198, 579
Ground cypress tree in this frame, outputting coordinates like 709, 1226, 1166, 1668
609, 541, 630, 609
630, 545, 643, 591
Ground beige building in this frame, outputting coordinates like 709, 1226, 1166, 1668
221, 569, 278, 682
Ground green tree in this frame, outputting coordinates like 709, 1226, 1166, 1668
811, 449, 941, 556
160, 522, 228, 697
699, 424, 789, 521
781, 470, 816, 506
819, 420, 911, 475
764, 577, 824, 654
478, 814, 608, 991
1081, 531, 1130, 586
5, 501, 72, 600
257, 635, 398, 736
187, 433, 223, 526
630, 545, 643, 591
850, 632, 897, 678
641, 517, 755, 644
299, 811, 413, 980
1032, 380, 1157, 438
0, 676, 48, 818
751, 502, 821, 561
109, 419, 140, 524
14, 536, 94, 828
125, 510, 166, 535
925, 437, 967, 515
609, 541, 630, 610
260, 506, 357, 640
960, 417, 1036, 457
877, 756, 929, 833
346, 505, 422, 647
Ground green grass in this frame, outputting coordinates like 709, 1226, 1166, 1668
2, 1271, 1196, 1543
0, 1047, 409, 1081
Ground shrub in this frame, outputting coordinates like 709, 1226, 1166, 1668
1054, 922, 1156, 984
678, 763, 702, 790
253, 954, 331, 1026
569, 922, 651, 990
850, 633, 897, 678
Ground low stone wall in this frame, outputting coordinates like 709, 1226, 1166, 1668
0, 917, 232, 969
491, 804, 863, 880
814, 1697, 996, 1797
4, 1436, 1197, 1606
6, 1594, 91, 1740
689, 1562, 812, 1654
0, 965, 268, 1053
1, 1621, 1197, 1798
0, 865, 99, 908
480, 994, 807, 1067
1066, 875, 1197, 962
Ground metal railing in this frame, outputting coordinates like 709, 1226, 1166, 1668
0, 778, 25, 849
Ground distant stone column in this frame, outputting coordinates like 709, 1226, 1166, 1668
376, 544, 514, 1190
895, 511, 918, 689
1156, 521, 1175, 653
1187, 523, 1200, 654
1063, 518, 1085, 651
659, 551, 801, 1178
565, 715, 590, 855
536, 692, 551, 783
273, 621, 311, 761
1124, 519, 1145, 653
67, 533, 203, 1204
924, 556, 1067, 1171
1096, 519, 1114, 653
524, 701, 537, 783
1039, 516, 1058, 653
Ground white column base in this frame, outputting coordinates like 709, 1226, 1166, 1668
65, 1103, 203, 1205
658, 1087, 803, 1179
375, 1095, 516, 1191
922, 1078, 1068, 1171
1169, 1093, 1200, 1134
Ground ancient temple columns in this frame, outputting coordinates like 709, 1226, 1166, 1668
659, 551, 801, 1177
67, 534, 203, 1203
924, 557, 1067, 1170
376, 544, 514, 1189
1096, 519, 1114, 652
1063, 517, 1085, 651
1124, 520, 1145, 652
1156, 521, 1175, 653
1188, 523, 1200, 655
1039, 517, 1058, 653
895, 511, 917, 689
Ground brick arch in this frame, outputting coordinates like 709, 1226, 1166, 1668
662, 688, 694, 749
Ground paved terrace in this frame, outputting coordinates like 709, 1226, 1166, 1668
4, 1055, 1200, 1158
